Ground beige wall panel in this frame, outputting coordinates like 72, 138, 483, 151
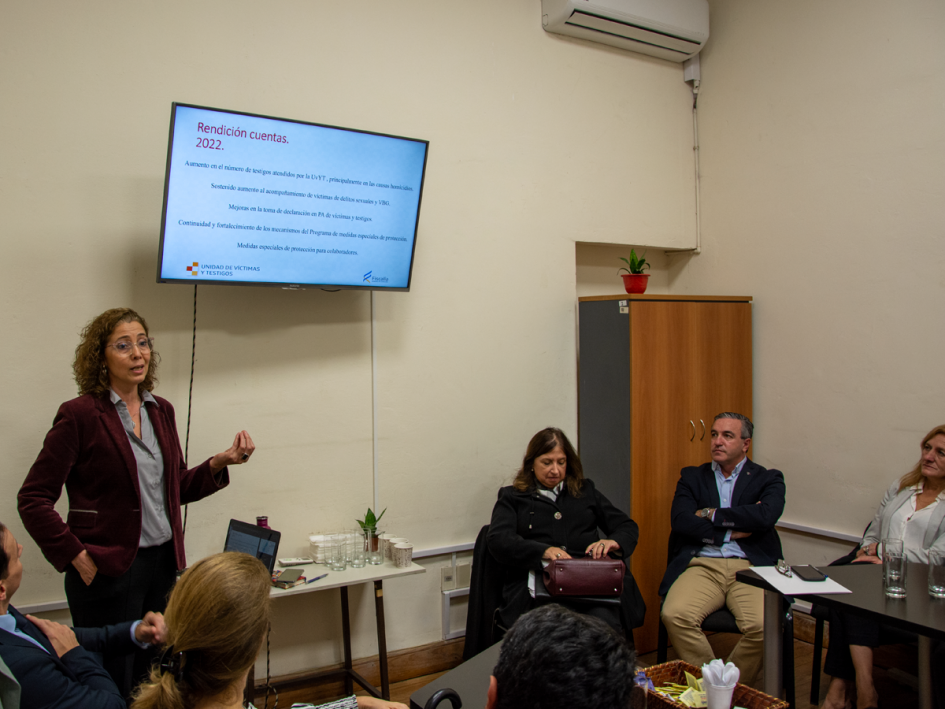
0, 0, 695, 675
663, 0, 945, 537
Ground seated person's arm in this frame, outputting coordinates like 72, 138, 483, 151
669, 474, 726, 547
711, 471, 786, 532
856, 481, 900, 561
63, 612, 165, 657
15, 616, 126, 709
592, 486, 639, 558
487, 490, 550, 570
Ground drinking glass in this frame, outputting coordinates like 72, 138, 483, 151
366, 529, 384, 565
349, 529, 366, 568
328, 534, 347, 571
929, 550, 945, 598
882, 538, 906, 598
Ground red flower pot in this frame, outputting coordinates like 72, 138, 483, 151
621, 273, 650, 294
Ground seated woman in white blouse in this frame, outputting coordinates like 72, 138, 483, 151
821, 425, 945, 709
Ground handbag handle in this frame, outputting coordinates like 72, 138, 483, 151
424, 687, 463, 709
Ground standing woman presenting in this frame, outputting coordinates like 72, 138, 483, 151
17, 308, 255, 698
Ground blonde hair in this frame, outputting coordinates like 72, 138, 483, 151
131, 552, 271, 709
898, 425, 945, 493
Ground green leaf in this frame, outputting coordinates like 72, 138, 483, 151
356, 507, 387, 531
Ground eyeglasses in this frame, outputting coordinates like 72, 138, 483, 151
106, 338, 154, 355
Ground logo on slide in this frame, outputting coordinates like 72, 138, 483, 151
186, 262, 199, 276
363, 270, 372, 282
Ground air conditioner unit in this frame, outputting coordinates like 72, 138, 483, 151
541, 0, 709, 63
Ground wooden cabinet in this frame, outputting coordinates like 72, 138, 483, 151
577, 294, 752, 653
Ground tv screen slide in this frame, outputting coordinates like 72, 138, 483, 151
157, 103, 428, 290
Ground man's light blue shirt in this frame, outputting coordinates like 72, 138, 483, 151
699, 457, 748, 559
0, 613, 47, 653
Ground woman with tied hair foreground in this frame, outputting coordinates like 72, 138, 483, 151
131, 552, 406, 709
18, 307, 255, 697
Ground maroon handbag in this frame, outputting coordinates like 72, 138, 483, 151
542, 557, 624, 597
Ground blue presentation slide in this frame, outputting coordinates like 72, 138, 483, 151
159, 105, 427, 288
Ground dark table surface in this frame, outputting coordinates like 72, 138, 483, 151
410, 641, 501, 709
737, 561, 945, 640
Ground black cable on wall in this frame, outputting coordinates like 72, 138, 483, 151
182, 284, 198, 537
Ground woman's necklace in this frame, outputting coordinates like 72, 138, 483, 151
128, 402, 141, 430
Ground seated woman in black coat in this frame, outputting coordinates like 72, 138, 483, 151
486, 427, 645, 643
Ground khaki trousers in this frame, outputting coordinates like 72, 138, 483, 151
660, 557, 764, 685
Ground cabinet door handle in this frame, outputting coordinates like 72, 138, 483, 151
689, 420, 695, 442
700, 419, 706, 441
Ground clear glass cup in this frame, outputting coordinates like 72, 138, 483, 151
365, 529, 384, 565
349, 529, 366, 568
328, 534, 347, 571
882, 538, 906, 598
929, 550, 945, 598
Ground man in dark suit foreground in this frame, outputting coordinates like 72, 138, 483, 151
0, 522, 165, 709
487, 604, 637, 709
658, 413, 785, 685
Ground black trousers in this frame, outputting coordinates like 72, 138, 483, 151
64, 541, 177, 702
823, 607, 915, 680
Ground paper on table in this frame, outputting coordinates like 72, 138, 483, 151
751, 566, 852, 595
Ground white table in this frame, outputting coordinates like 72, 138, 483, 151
251, 561, 425, 702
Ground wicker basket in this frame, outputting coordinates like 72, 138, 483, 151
642, 660, 789, 709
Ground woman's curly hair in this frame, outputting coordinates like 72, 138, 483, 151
73, 308, 159, 397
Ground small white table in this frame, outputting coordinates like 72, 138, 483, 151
252, 561, 425, 702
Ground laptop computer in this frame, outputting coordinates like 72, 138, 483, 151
223, 519, 281, 574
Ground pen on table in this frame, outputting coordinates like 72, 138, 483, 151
306, 573, 329, 584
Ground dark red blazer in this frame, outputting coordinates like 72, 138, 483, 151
18, 393, 229, 577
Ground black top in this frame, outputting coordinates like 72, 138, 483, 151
487, 478, 645, 629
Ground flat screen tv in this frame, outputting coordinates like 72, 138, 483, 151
157, 103, 429, 291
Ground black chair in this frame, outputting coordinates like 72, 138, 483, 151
464, 524, 634, 658
463, 525, 508, 660
656, 532, 796, 708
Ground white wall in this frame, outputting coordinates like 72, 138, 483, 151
577, 0, 945, 564
0, 0, 696, 674
666, 0, 945, 550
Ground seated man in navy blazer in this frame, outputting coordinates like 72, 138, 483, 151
0, 521, 165, 709
659, 413, 785, 686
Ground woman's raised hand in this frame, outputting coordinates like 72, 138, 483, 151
210, 430, 255, 473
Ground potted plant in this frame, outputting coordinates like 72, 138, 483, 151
618, 250, 650, 294
356, 507, 386, 550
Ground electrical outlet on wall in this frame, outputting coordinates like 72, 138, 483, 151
441, 566, 456, 591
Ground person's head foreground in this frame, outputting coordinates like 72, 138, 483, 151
488, 604, 637, 709
0, 522, 24, 612
131, 551, 271, 709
